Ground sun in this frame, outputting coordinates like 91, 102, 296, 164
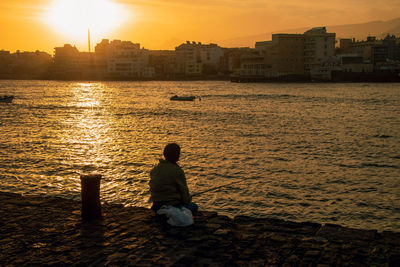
44, 0, 128, 41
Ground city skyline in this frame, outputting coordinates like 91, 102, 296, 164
1, 0, 400, 53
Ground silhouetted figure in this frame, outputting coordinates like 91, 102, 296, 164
149, 143, 198, 214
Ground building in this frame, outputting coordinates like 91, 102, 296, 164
272, 34, 305, 76
52, 44, 103, 79
105, 40, 152, 78
219, 47, 251, 75
53, 44, 81, 76
0, 50, 52, 78
148, 50, 176, 77
337, 36, 381, 62
237, 33, 305, 80
0, 50, 12, 75
304, 27, 336, 72
175, 41, 201, 75
371, 35, 400, 64
175, 41, 223, 76
93, 39, 110, 76
239, 49, 267, 78
199, 43, 224, 74
52, 40, 154, 79
234, 27, 335, 81
310, 55, 373, 81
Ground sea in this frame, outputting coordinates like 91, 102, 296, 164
0, 80, 399, 232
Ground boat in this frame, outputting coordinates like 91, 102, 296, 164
170, 95, 196, 101
0, 95, 14, 103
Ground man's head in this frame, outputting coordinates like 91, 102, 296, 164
163, 143, 181, 163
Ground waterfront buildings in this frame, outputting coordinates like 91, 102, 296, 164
235, 27, 399, 82
235, 27, 335, 81
0, 49, 52, 79
1, 29, 399, 81
49, 40, 225, 79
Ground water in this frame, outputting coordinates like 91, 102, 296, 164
0, 80, 399, 232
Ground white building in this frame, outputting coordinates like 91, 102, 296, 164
175, 41, 200, 75
200, 43, 224, 66
304, 27, 336, 72
175, 41, 223, 75
100, 40, 153, 78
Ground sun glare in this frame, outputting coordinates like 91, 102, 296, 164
44, 0, 128, 41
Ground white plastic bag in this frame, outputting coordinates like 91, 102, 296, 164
157, 205, 194, 227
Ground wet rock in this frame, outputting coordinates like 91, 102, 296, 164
382, 231, 400, 246
317, 223, 377, 241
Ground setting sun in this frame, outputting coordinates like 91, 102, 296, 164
44, 0, 128, 41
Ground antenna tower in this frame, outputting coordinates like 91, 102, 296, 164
88, 28, 91, 53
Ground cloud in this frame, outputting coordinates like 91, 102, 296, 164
117, 0, 265, 9
116, 0, 400, 23
0, 0, 49, 20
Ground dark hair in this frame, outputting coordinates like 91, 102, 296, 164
163, 143, 181, 163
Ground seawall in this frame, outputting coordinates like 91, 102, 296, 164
0, 191, 399, 266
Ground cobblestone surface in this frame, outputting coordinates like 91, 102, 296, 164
0, 192, 399, 266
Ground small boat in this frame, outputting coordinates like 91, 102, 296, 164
0, 95, 14, 103
170, 95, 196, 101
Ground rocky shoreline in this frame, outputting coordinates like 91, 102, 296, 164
0, 191, 399, 266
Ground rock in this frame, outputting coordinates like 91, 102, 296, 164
305, 250, 321, 258
317, 223, 377, 241
0, 191, 398, 266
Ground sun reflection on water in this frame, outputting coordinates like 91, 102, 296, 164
72, 83, 102, 108
61, 83, 151, 204
62, 83, 113, 173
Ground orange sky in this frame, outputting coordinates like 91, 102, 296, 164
1, 0, 399, 53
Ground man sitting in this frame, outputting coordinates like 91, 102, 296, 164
149, 143, 198, 214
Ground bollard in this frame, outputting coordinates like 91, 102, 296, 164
80, 174, 102, 221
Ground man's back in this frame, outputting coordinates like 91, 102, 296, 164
149, 159, 191, 206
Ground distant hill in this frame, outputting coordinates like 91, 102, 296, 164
219, 18, 400, 48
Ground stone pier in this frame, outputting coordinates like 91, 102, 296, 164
0, 192, 399, 266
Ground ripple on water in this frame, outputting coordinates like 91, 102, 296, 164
0, 81, 400, 232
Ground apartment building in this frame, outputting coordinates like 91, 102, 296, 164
338, 36, 381, 62
239, 33, 305, 79
105, 40, 153, 78
239, 49, 267, 78
148, 50, 176, 77
175, 41, 223, 75
371, 35, 400, 64
304, 27, 336, 72
53, 44, 81, 76
219, 48, 251, 75
273, 34, 305, 76
175, 41, 202, 75
200, 43, 224, 74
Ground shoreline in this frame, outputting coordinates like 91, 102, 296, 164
1, 191, 399, 266
1, 75, 400, 83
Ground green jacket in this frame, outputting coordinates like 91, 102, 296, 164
149, 159, 192, 206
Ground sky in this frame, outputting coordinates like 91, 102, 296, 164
1, 0, 400, 53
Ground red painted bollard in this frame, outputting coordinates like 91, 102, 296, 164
80, 174, 102, 221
